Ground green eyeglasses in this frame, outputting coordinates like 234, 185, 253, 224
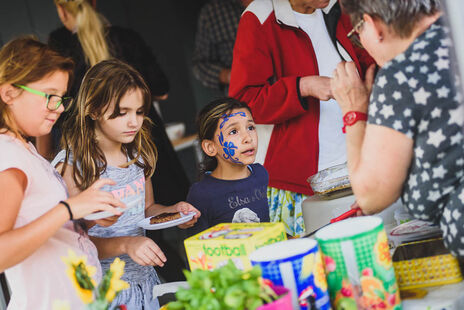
14, 84, 73, 111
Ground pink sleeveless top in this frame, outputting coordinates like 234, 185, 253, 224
0, 135, 101, 310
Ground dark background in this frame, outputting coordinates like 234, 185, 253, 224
0, 0, 225, 182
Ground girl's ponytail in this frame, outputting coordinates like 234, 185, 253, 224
76, 0, 110, 66
55, 0, 111, 66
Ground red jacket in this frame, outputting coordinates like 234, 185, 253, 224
229, 0, 374, 195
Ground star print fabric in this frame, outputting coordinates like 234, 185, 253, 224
368, 18, 464, 257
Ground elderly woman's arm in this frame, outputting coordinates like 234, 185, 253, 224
332, 62, 414, 214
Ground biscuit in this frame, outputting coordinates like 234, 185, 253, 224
150, 212, 181, 224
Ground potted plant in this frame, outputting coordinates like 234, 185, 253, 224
163, 260, 292, 310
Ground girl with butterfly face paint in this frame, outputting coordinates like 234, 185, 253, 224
185, 98, 270, 237
204, 106, 257, 177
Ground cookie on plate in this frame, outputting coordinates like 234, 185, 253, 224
149, 212, 181, 225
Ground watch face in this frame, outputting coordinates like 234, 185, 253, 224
344, 112, 356, 125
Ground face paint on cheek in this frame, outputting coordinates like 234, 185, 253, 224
217, 111, 248, 164
218, 131, 243, 164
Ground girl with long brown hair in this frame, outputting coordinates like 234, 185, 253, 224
0, 36, 124, 310
53, 59, 199, 309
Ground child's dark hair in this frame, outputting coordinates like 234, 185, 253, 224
197, 97, 252, 175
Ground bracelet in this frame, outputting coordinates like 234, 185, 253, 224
60, 200, 73, 220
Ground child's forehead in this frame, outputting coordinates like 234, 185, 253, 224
218, 108, 251, 128
221, 108, 251, 119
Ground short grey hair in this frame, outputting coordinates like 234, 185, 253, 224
340, 0, 441, 38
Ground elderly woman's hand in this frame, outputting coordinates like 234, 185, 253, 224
331, 62, 376, 115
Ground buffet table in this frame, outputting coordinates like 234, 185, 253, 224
402, 281, 464, 310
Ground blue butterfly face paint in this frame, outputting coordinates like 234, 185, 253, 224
216, 110, 250, 165
218, 131, 242, 164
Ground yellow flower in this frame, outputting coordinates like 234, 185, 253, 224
104, 257, 130, 302
61, 249, 96, 304
52, 299, 71, 310
313, 252, 328, 292
374, 231, 392, 269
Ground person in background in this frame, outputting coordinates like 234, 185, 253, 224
45, 0, 191, 281
186, 98, 270, 237
38, 0, 169, 159
229, 0, 374, 236
0, 36, 124, 310
53, 59, 200, 308
192, 0, 253, 92
331, 0, 464, 257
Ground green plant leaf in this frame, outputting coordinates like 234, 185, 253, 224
86, 299, 109, 310
246, 298, 264, 310
166, 301, 185, 310
224, 287, 245, 308
171, 260, 276, 309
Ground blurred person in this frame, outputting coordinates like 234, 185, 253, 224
192, 0, 253, 92
229, 0, 374, 236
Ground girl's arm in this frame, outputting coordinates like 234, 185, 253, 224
0, 168, 69, 271
89, 235, 166, 266
331, 62, 413, 214
0, 168, 123, 272
88, 178, 168, 265
144, 178, 200, 228
59, 163, 166, 266
57, 163, 119, 228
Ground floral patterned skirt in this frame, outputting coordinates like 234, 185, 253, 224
267, 187, 308, 237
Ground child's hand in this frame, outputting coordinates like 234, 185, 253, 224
83, 215, 121, 230
171, 201, 201, 229
125, 236, 166, 267
93, 215, 121, 227
66, 178, 126, 220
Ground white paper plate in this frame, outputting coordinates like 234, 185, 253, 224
84, 196, 143, 221
137, 212, 196, 230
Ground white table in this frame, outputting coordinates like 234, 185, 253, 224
402, 281, 464, 310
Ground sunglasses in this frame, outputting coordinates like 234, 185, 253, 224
14, 84, 73, 111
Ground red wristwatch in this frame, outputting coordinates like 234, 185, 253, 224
342, 111, 368, 133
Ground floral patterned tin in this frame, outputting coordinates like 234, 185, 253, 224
316, 216, 402, 310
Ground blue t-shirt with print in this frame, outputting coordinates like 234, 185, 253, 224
186, 163, 270, 237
